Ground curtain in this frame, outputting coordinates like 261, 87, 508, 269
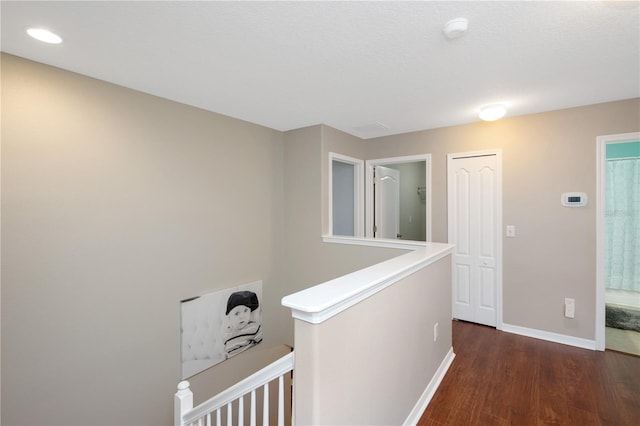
605, 157, 640, 291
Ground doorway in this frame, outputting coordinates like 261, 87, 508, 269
596, 132, 640, 355
447, 150, 503, 328
373, 165, 400, 239
365, 154, 431, 242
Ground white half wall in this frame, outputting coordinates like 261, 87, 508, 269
290, 253, 454, 425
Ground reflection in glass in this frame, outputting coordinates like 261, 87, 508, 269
374, 161, 426, 241
329, 152, 363, 237
332, 160, 356, 236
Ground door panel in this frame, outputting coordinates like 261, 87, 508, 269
375, 166, 400, 239
449, 155, 498, 327
455, 264, 473, 320
455, 168, 471, 255
456, 264, 471, 304
480, 267, 495, 307
479, 167, 496, 258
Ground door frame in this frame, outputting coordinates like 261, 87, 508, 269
365, 154, 432, 241
595, 132, 640, 351
447, 149, 503, 330
373, 165, 400, 239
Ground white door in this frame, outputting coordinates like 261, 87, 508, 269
448, 154, 499, 327
375, 166, 400, 239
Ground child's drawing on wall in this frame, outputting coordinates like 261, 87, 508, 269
224, 290, 263, 358
180, 281, 263, 379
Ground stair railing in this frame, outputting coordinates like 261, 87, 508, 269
175, 351, 293, 426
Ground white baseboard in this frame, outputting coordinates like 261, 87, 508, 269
403, 347, 455, 426
502, 323, 596, 350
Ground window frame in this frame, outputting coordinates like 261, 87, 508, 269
328, 152, 364, 238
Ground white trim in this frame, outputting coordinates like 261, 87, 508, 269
502, 323, 596, 350
447, 149, 500, 160
446, 149, 503, 330
365, 154, 432, 242
403, 347, 455, 426
322, 235, 427, 250
607, 156, 640, 162
282, 243, 454, 324
328, 152, 364, 237
595, 132, 640, 351
366, 163, 373, 237
180, 352, 294, 425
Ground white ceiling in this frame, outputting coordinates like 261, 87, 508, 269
2, 1, 639, 139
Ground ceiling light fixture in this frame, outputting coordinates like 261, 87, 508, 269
26, 27, 63, 44
479, 104, 507, 121
442, 18, 468, 39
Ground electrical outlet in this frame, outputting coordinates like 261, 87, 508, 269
564, 298, 575, 318
434, 322, 439, 342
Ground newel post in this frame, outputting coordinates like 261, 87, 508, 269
174, 380, 193, 426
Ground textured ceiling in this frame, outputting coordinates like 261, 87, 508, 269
2, 1, 639, 138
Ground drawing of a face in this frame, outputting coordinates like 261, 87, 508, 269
228, 305, 251, 330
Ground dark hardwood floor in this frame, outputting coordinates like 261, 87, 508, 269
419, 320, 640, 425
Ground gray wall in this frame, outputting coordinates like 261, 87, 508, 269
279, 125, 409, 347
365, 98, 640, 340
0, 53, 289, 425
3, 52, 639, 425
294, 254, 452, 425
1, 54, 401, 425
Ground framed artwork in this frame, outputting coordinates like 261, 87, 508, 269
180, 280, 263, 379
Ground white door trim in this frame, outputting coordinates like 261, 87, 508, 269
595, 132, 640, 351
447, 149, 503, 330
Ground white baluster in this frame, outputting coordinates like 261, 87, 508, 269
262, 383, 269, 426
175, 352, 293, 426
278, 375, 284, 426
175, 381, 193, 426
291, 375, 295, 426
250, 390, 256, 426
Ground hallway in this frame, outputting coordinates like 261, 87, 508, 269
419, 320, 640, 425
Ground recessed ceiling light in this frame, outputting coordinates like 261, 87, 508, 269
442, 18, 468, 39
479, 104, 507, 121
26, 27, 63, 44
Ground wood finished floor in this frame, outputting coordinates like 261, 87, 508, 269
418, 320, 640, 425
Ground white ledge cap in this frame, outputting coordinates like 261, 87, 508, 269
281, 243, 454, 324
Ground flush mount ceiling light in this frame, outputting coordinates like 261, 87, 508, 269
479, 104, 507, 121
442, 18, 468, 39
26, 27, 63, 44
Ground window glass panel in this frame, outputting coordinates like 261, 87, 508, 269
332, 160, 355, 236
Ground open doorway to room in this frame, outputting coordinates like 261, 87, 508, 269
365, 156, 430, 242
596, 133, 640, 356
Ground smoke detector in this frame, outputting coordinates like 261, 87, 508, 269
442, 18, 468, 39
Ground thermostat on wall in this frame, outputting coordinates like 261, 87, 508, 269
561, 192, 588, 207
